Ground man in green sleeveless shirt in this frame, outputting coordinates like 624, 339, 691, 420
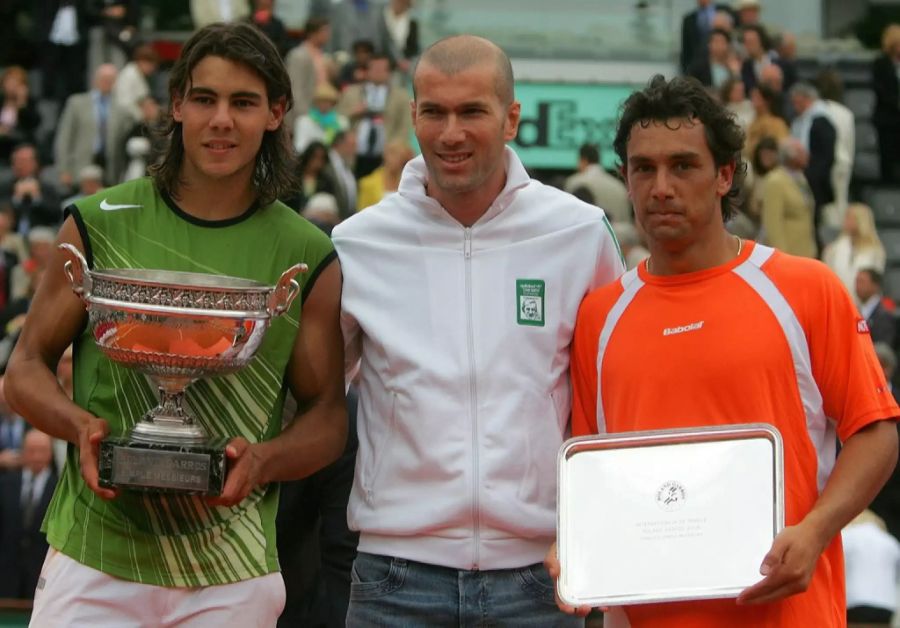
5, 22, 347, 626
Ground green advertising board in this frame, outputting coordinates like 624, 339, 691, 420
511, 82, 636, 171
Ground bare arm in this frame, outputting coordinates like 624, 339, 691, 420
738, 419, 898, 604
209, 259, 348, 506
5, 217, 116, 499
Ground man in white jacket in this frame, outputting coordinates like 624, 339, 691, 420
332, 35, 624, 626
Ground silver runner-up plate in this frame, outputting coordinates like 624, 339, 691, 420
557, 423, 784, 607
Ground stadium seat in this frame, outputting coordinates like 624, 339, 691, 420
844, 88, 875, 120
835, 58, 873, 88
865, 186, 900, 227
856, 120, 879, 154
854, 152, 881, 184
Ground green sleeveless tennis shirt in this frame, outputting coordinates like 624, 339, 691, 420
44, 177, 336, 586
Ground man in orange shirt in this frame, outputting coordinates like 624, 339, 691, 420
546, 75, 899, 627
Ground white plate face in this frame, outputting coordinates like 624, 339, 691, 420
559, 435, 779, 606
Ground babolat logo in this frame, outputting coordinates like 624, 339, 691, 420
663, 320, 704, 336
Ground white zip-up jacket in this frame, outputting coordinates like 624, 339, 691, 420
332, 147, 624, 570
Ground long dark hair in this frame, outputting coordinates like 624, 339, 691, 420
613, 75, 747, 221
149, 22, 299, 205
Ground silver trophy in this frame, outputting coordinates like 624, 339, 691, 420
59, 243, 306, 495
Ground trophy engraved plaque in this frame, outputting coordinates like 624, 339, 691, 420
59, 243, 307, 496
557, 424, 784, 607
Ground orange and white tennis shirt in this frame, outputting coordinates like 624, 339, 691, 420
571, 241, 899, 628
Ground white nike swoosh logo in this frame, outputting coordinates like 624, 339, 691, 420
99, 199, 143, 211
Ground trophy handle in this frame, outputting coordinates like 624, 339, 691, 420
267, 263, 308, 317
58, 243, 92, 299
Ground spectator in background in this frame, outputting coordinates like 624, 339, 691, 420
337, 39, 375, 89
0, 3, 33, 70
719, 76, 754, 133
0, 203, 27, 264
0, 429, 58, 599
760, 137, 817, 258
338, 54, 411, 178
121, 95, 163, 179
855, 268, 896, 348
36, 0, 93, 107
356, 139, 413, 210
735, 0, 761, 28
790, 82, 836, 249
823, 203, 886, 298
121, 136, 150, 182
748, 135, 781, 220
302, 191, 341, 235
759, 62, 790, 119
10, 226, 55, 303
680, 0, 732, 74
325, 129, 358, 220
0, 216, 19, 316
330, 0, 385, 57
842, 510, 900, 627
294, 82, 348, 154
378, 0, 419, 75
774, 31, 799, 88
0, 377, 26, 471
711, 9, 735, 36
816, 69, 855, 234
746, 84, 789, 158
611, 221, 650, 270
286, 17, 333, 129
111, 43, 160, 123
873, 24, 900, 183
54, 63, 131, 187
289, 141, 336, 213
564, 142, 630, 223
1, 144, 60, 235
97, 1, 141, 67
61, 164, 105, 208
688, 27, 739, 89
190, 0, 251, 28
250, 0, 290, 57
0, 67, 40, 165
0, 260, 46, 365
740, 24, 781, 95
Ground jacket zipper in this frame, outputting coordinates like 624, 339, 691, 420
464, 226, 480, 570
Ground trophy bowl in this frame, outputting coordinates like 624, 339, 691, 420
59, 243, 307, 495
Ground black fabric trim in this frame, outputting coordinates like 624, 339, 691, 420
159, 189, 261, 228
302, 250, 337, 304
63, 205, 91, 340
64, 205, 93, 269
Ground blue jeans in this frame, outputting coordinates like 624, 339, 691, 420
345, 552, 584, 627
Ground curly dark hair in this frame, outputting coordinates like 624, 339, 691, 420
613, 74, 747, 221
149, 22, 299, 206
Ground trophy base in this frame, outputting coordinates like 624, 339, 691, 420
98, 435, 229, 496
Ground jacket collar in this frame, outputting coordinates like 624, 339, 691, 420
398, 146, 531, 226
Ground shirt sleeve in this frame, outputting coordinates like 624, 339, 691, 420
806, 265, 900, 441
570, 290, 608, 437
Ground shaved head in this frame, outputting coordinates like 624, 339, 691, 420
414, 35, 514, 105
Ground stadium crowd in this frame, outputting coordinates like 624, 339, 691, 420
0, 0, 897, 626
